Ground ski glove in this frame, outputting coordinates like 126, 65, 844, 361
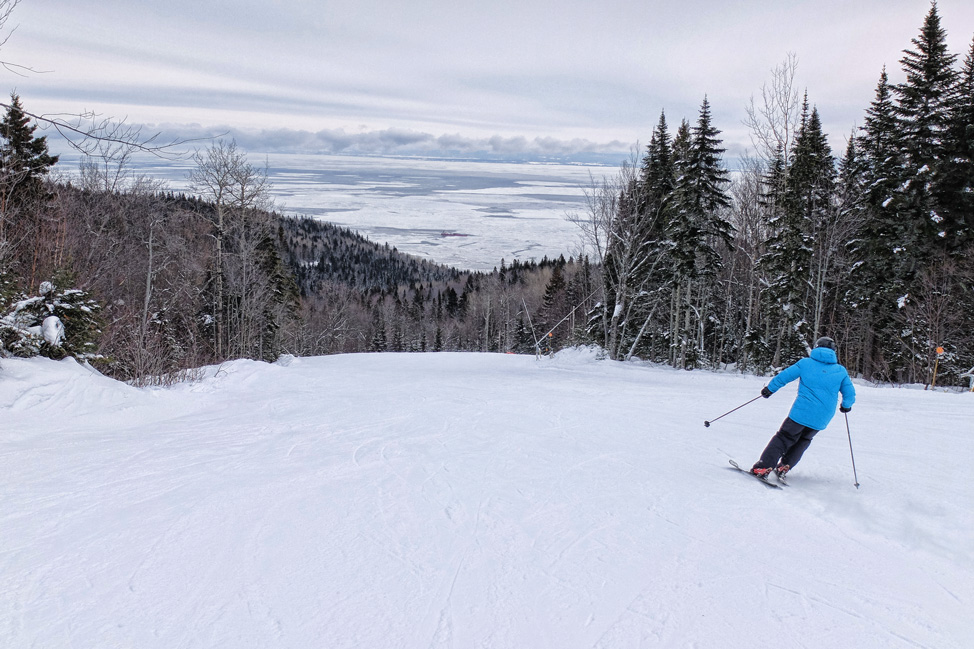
840, 405, 852, 413
761, 386, 773, 398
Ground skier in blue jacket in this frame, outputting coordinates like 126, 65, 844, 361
751, 336, 856, 478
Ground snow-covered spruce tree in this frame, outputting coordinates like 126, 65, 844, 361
0, 273, 101, 360
666, 98, 733, 369
0, 93, 59, 211
0, 93, 59, 286
831, 135, 870, 368
941, 39, 974, 381
875, 3, 962, 382
641, 111, 677, 215
910, 36, 974, 383
664, 119, 694, 364
937, 37, 974, 251
622, 110, 678, 361
893, 2, 958, 260
790, 106, 841, 343
758, 99, 839, 368
847, 68, 911, 380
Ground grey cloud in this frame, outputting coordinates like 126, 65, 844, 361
487, 135, 529, 154
138, 124, 630, 162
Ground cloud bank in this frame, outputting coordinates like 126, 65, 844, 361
140, 123, 632, 163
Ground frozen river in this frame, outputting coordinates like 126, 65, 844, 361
120, 153, 615, 271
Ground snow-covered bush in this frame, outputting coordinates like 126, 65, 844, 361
0, 276, 102, 361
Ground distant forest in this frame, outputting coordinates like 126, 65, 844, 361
1, 3, 972, 387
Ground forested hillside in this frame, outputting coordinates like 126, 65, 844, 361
0, 120, 593, 380
1, 4, 972, 387
279, 213, 597, 357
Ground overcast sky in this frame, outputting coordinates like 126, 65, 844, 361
4, 0, 974, 162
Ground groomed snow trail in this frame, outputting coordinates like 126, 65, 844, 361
1, 351, 972, 648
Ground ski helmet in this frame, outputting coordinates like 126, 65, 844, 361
815, 336, 836, 350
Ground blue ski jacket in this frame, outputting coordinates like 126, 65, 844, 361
767, 347, 856, 431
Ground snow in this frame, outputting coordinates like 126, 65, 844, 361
2, 350, 973, 648
40, 316, 64, 346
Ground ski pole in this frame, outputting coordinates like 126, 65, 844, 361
703, 395, 763, 427
844, 412, 860, 489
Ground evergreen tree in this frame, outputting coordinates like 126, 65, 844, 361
688, 98, 734, 250
831, 134, 868, 357
0, 94, 59, 281
938, 37, 974, 249
0, 273, 102, 360
539, 264, 567, 342
625, 110, 677, 359
667, 98, 733, 368
758, 98, 839, 365
852, 3, 964, 381
0, 93, 59, 212
667, 117, 695, 282
847, 69, 913, 380
671, 98, 733, 279
861, 70, 907, 270
742, 144, 788, 370
760, 100, 812, 366
790, 105, 837, 338
640, 111, 676, 217
893, 2, 958, 256
370, 306, 388, 352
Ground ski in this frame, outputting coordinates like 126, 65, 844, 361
728, 459, 781, 489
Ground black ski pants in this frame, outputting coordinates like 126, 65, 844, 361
753, 417, 819, 471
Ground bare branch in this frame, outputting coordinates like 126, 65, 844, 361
2, 60, 47, 77
0, 0, 25, 74
6, 104, 213, 159
744, 52, 802, 166
0, 0, 19, 46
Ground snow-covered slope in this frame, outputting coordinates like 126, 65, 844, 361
2, 350, 972, 648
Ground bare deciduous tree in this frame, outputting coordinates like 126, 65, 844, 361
569, 151, 669, 360
189, 140, 274, 359
744, 52, 803, 168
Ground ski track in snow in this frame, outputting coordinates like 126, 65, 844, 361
1, 350, 973, 648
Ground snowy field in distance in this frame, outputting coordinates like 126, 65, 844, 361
114, 153, 613, 271
2, 350, 972, 648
